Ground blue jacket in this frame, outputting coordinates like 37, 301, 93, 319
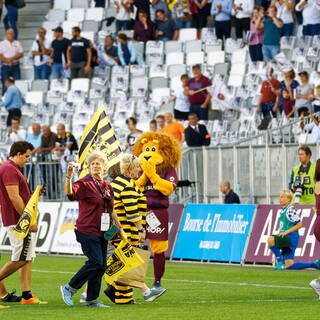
117, 41, 144, 66
0, 85, 25, 111
210, 0, 233, 21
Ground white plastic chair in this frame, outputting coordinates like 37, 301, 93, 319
81, 31, 95, 43
54, 0, 71, 11
50, 78, 69, 93
48, 9, 65, 22
146, 41, 164, 55
62, 21, 79, 35
166, 52, 184, 65
178, 28, 197, 41
186, 51, 204, 66
231, 49, 248, 64
151, 88, 170, 103
25, 91, 44, 105
85, 8, 104, 21
149, 64, 167, 78
15, 80, 29, 95
71, 78, 90, 92
164, 40, 182, 54
228, 75, 243, 87
207, 51, 225, 66
230, 63, 246, 76
185, 40, 202, 53
167, 64, 186, 78
72, 0, 88, 8
67, 8, 85, 22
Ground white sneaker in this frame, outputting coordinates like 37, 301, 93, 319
310, 279, 320, 299
79, 292, 87, 303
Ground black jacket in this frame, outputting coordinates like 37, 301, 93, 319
185, 124, 211, 147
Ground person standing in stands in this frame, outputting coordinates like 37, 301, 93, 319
0, 77, 25, 126
220, 180, 241, 203
133, 10, 155, 42
184, 113, 211, 147
232, 0, 254, 39
189, 0, 209, 32
31, 28, 51, 80
65, 27, 91, 79
295, 0, 320, 36
0, 29, 23, 94
50, 27, 71, 79
185, 64, 212, 121
3, 0, 18, 40
114, 0, 131, 32
210, 0, 233, 40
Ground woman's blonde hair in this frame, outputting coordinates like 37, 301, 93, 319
87, 150, 108, 168
279, 189, 293, 200
120, 154, 139, 174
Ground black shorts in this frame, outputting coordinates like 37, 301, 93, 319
174, 109, 189, 120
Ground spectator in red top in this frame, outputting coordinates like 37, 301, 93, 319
0, 141, 46, 304
256, 67, 280, 118
185, 64, 212, 120
133, 10, 154, 42
61, 151, 120, 308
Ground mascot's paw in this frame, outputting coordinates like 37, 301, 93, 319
140, 158, 157, 179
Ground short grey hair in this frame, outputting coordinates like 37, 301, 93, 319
120, 154, 139, 174
87, 150, 108, 168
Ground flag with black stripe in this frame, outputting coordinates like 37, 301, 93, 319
77, 105, 122, 179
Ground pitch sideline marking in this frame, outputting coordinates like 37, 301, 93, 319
32, 269, 312, 291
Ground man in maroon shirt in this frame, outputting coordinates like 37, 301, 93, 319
0, 141, 45, 304
185, 64, 212, 120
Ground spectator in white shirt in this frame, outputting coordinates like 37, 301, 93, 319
173, 74, 191, 121
6, 117, 26, 147
300, 111, 320, 143
114, 0, 131, 32
295, 0, 320, 36
31, 28, 51, 80
232, 0, 254, 39
0, 28, 23, 94
271, 0, 295, 36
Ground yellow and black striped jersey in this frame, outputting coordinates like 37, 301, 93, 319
111, 174, 146, 246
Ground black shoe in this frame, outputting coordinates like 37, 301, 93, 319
105, 17, 115, 26
1, 289, 22, 302
104, 286, 115, 303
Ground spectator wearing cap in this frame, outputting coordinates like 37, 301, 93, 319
0, 77, 25, 126
133, 10, 155, 42
261, 5, 283, 62
117, 33, 144, 66
185, 64, 212, 121
155, 9, 179, 41
65, 27, 91, 79
99, 35, 119, 67
185, 113, 211, 147
50, 27, 71, 79
295, 0, 320, 36
31, 28, 51, 80
0, 28, 23, 94
210, 0, 233, 40
3, 0, 19, 40
295, 71, 314, 117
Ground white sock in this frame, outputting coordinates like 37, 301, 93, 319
143, 288, 151, 296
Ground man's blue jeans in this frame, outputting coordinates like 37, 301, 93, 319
51, 63, 65, 79
1, 64, 20, 94
4, 5, 18, 39
68, 230, 108, 302
262, 44, 280, 62
34, 64, 51, 80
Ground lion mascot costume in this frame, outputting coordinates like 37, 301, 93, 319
132, 132, 182, 289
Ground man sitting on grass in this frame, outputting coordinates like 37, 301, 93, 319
268, 189, 320, 270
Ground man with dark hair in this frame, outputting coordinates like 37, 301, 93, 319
185, 64, 212, 121
184, 113, 211, 147
0, 141, 45, 304
50, 27, 71, 79
0, 77, 25, 126
100, 35, 119, 67
125, 117, 143, 153
65, 27, 91, 79
289, 145, 315, 204
31, 28, 51, 80
6, 117, 26, 146
155, 9, 179, 41
133, 10, 155, 42
37, 125, 57, 155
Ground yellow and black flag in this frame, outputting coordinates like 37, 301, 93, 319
77, 105, 122, 179
13, 186, 40, 242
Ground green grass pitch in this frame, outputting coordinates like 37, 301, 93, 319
0, 254, 320, 320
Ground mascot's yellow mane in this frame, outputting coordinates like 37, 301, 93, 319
132, 132, 182, 174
